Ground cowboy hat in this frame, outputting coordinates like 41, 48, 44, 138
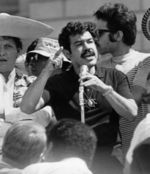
0, 13, 54, 53
142, 8, 150, 40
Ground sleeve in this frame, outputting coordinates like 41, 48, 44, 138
114, 70, 134, 99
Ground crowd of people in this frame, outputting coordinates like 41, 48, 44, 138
0, 2, 150, 174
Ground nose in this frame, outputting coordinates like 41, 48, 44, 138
83, 41, 90, 49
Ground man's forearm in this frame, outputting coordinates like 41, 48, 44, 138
20, 69, 51, 114
103, 87, 138, 120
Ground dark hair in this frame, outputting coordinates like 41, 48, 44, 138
94, 2, 137, 46
58, 21, 97, 52
46, 119, 97, 167
2, 36, 22, 51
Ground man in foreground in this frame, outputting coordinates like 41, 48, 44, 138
21, 21, 137, 173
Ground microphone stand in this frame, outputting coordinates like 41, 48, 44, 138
79, 80, 85, 123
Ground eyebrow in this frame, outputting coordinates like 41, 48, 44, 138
73, 38, 93, 45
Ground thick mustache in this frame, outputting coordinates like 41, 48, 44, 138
0, 59, 7, 61
81, 49, 95, 58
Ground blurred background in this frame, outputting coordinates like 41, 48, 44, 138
1, 0, 150, 52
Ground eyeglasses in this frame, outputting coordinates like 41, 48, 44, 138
26, 53, 49, 64
96, 29, 111, 37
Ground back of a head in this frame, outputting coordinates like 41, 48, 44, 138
130, 138, 150, 174
46, 119, 97, 168
2, 121, 47, 169
94, 2, 137, 46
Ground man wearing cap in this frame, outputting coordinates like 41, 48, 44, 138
0, 13, 53, 145
25, 37, 70, 77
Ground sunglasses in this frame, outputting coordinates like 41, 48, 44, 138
26, 53, 49, 64
96, 29, 111, 37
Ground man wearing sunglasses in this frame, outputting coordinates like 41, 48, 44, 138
94, 2, 150, 165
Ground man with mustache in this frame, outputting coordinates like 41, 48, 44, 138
21, 21, 137, 174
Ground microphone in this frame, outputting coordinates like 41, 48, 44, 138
79, 65, 88, 123
79, 65, 89, 78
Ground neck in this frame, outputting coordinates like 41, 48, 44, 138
112, 43, 131, 57
1, 71, 11, 82
2, 156, 23, 169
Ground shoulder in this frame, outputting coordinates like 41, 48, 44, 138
23, 159, 92, 174
97, 66, 127, 78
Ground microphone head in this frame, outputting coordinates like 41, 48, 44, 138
80, 65, 88, 77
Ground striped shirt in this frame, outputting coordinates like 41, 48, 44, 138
100, 49, 150, 156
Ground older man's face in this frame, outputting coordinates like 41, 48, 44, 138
0, 37, 20, 74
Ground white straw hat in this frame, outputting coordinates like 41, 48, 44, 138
0, 13, 54, 53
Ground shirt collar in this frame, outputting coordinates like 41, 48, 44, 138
7, 68, 16, 83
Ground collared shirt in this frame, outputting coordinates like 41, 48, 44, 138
0, 68, 36, 121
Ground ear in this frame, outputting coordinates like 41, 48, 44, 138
62, 49, 71, 61
114, 30, 123, 41
43, 142, 53, 161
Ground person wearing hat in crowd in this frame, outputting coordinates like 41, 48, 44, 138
21, 21, 137, 174
25, 37, 70, 77
94, 2, 150, 164
24, 37, 71, 125
0, 120, 47, 173
0, 13, 53, 150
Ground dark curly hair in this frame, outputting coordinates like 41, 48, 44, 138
58, 21, 98, 52
46, 118, 97, 167
94, 2, 137, 46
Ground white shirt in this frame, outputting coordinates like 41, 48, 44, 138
22, 158, 92, 174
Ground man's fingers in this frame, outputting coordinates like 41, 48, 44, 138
53, 46, 63, 60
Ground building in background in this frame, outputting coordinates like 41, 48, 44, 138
1, 0, 150, 52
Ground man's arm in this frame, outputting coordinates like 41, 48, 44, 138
20, 60, 55, 114
81, 73, 138, 121
102, 87, 137, 120
20, 47, 63, 114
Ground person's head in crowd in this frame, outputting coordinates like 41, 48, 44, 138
93, 2, 137, 56
45, 119, 97, 168
25, 37, 70, 77
58, 21, 98, 74
0, 36, 23, 80
130, 138, 150, 174
2, 120, 47, 169
0, 13, 53, 80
